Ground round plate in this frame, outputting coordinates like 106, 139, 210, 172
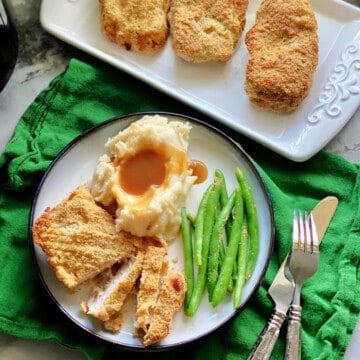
29, 112, 274, 351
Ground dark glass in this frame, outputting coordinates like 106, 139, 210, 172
0, 0, 18, 92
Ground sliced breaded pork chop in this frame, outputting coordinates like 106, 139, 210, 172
143, 268, 186, 346
32, 186, 140, 290
244, 0, 318, 112
168, 0, 249, 62
135, 245, 167, 335
82, 251, 144, 332
99, 0, 171, 53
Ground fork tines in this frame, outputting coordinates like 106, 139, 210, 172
292, 210, 319, 253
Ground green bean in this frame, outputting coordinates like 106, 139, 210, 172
233, 214, 249, 309
227, 274, 234, 293
215, 169, 232, 241
215, 169, 228, 206
207, 190, 237, 301
203, 178, 223, 251
215, 169, 237, 291
235, 167, 259, 279
219, 241, 225, 268
211, 187, 243, 307
181, 207, 194, 310
185, 180, 222, 316
193, 184, 213, 266
214, 169, 232, 290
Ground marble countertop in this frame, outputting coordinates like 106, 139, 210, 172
0, 0, 359, 359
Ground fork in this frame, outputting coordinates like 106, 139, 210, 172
285, 210, 319, 360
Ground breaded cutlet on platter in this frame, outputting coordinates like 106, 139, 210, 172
244, 0, 319, 113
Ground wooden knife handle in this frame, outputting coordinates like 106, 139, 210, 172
247, 309, 286, 360
285, 304, 302, 360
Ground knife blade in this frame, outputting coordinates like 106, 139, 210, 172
312, 196, 338, 242
248, 196, 338, 360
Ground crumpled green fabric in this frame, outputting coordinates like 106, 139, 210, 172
0, 58, 359, 360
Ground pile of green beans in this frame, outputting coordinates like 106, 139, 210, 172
181, 167, 259, 316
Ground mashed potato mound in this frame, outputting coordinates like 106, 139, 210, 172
91, 115, 196, 241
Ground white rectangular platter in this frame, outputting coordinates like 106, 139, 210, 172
40, 0, 360, 162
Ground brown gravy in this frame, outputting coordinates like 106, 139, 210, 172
119, 145, 208, 196
188, 159, 208, 184
120, 149, 166, 196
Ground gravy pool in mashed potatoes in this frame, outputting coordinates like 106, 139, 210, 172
90, 115, 197, 241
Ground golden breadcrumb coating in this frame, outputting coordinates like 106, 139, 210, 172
136, 245, 167, 334
32, 186, 140, 289
99, 0, 170, 53
168, 0, 248, 62
143, 268, 186, 346
244, 0, 319, 112
104, 312, 123, 333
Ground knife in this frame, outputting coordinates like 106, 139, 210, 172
247, 196, 338, 360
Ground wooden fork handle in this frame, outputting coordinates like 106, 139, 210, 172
285, 304, 302, 360
247, 309, 286, 360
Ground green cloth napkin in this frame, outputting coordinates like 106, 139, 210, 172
1, 58, 359, 360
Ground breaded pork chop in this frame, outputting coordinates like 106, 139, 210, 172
82, 251, 144, 332
32, 186, 140, 289
143, 268, 186, 346
244, 0, 318, 113
168, 0, 248, 62
99, 0, 170, 53
136, 245, 167, 335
